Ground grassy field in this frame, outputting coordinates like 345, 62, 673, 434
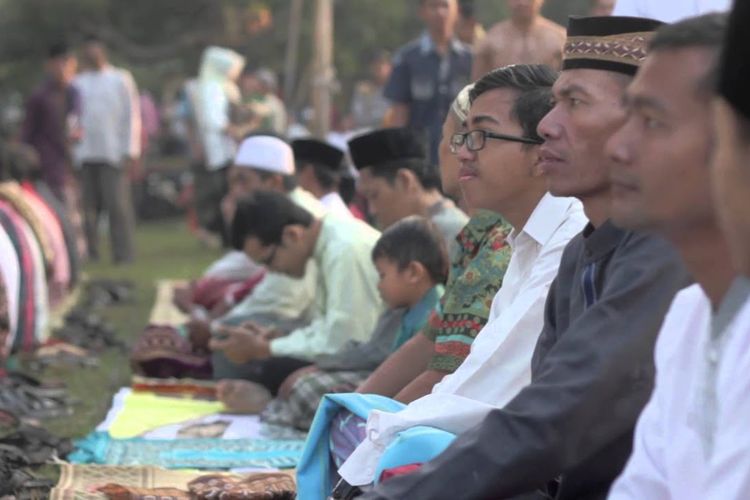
38, 218, 220, 438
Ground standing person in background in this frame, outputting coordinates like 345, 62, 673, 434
456, 0, 486, 46
74, 35, 140, 264
21, 42, 79, 203
590, 0, 616, 16
348, 51, 393, 131
472, 0, 566, 79
21, 42, 87, 263
187, 46, 245, 247
237, 68, 287, 136
384, 0, 472, 165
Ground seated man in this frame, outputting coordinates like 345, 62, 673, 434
193, 135, 326, 345
211, 190, 382, 400
350, 127, 469, 258
133, 135, 327, 379
222, 217, 447, 429
343, 16, 691, 500
609, 12, 750, 499
292, 138, 352, 217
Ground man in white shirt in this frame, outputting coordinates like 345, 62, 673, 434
74, 36, 140, 263
603, 13, 746, 499
613, 0, 730, 22
317, 64, 586, 494
292, 138, 352, 218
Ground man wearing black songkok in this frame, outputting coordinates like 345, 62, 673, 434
349, 16, 690, 500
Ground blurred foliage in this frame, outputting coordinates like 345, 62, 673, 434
0, 0, 591, 107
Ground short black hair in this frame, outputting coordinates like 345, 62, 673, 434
301, 161, 341, 191
371, 216, 449, 284
231, 190, 313, 249
649, 13, 727, 93
470, 64, 558, 144
48, 42, 71, 59
368, 159, 442, 191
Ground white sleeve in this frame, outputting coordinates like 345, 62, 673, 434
608, 297, 677, 500
701, 303, 750, 499
118, 70, 141, 159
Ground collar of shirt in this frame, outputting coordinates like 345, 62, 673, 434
712, 275, 750, 335
581, 219, 628, 262
455, 210, 505, 254
506, 193, 580, 251
403, 284, 444, 332
426, 197, 454, 218
419, 31, 466, 55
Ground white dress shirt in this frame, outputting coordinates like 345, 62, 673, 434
609, 278, 750, 500
339, 193, 587, 485
74, 66, 141, 166
613, 0, 730, 22
320, 192, 352, 218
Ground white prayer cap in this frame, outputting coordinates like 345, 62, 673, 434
234, 135, 295, 175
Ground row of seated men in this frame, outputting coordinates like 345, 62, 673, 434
136, 7, 750, 500
0, 142, 84, 366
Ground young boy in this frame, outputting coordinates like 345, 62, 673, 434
219, 216, 447, 430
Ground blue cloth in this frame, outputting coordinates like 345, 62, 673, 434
384, 32, 472, 163
373, 426, 456, 484
69, 431, 305, 470
297, 393, 405, 500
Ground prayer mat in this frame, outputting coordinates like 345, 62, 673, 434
149, 280, 189, 326
131, 375, 218, 400
69, 432, 305, 470
106, 390, 224, 439
50, 464, 208, 500
188, 472, 296, 499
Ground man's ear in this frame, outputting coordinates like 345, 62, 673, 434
395, 168, 418, 192
529, 146, 546, 178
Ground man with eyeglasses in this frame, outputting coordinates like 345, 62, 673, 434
306, 63, 587, 499
212, 188, 383, 400
342, 16, 690, 500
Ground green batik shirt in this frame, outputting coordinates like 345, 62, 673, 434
423, 210, 512, 372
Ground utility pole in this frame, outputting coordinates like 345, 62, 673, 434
311, 0, 334, 138
283, 0, 304, 118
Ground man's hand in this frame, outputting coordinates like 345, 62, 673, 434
237, 321, 284, 341
209, 326, 271, 364
187, 318, 212, 350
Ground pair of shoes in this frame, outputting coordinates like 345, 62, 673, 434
0, 382, 73, 420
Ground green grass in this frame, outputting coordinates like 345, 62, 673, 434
37, 218, 221, 439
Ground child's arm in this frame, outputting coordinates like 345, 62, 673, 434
393, 369, 449, 403
356, 331, 434, 398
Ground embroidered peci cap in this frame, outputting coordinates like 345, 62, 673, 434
718, 0, 750, 120
348, 128, 427, 171
234, 135, 295, 175
291, 139, 345, 171
563, 16, 665, 76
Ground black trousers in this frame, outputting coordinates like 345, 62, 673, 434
212, 351, 311, 396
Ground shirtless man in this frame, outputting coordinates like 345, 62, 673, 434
472, 0, 565, 79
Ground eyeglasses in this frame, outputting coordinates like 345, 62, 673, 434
450, 129, 543, 154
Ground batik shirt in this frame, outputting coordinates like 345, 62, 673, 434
423, 210, 511, 373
